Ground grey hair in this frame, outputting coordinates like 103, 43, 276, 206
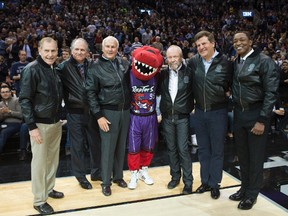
102, 36, 119, 49
166, 45, 183, 58
70, 38, 90, 52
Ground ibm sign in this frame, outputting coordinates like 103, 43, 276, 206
242, 11, 254, 17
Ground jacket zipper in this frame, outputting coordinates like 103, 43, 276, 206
52, 65, 60, 116
237, 69, 244, 111
113, 61, 125, 111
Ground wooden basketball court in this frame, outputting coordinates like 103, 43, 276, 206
0, 163, 287, 216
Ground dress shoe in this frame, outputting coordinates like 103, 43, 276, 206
113, 179, 127, 188
229, 190, 245, 201
102, 185, 111, 196
195, 184, 210, 193
238, 197, 257, 210
48, 190, 64, 199
210, 188, 220, 199
34, 202, 54, 215
76, 177, 92, 190
167, 180, 180, 189
91, 176, 102, 181
182, 185, 192, 195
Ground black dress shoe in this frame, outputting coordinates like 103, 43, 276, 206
102, 185, 112, 196
182, 185, 192, 195
210, 188, 220, 199
34, 202, 54, 215
238, 197, 257, 210
48, 190, 64, 199
167, 180, 180, 189
195, 184, 210, 193
113, 179, 127, 188
77, 177, 92, 190
229, 190, 245, 201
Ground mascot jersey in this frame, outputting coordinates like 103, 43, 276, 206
128, 46, 163, 171
130, 73, 157, 115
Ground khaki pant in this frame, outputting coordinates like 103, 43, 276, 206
31, 122, 62, 206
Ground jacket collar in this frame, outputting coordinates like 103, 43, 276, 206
37, 56, 56, 68
69, 56, 89, 68
196, 50, 223, 62
236, 48, 261, 63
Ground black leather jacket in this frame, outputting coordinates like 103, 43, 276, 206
85, 55, 130, 120
232, 50, 279, 123
187, 52, 233, 111
57, 57, 92, 114
19, 56, 63, 130
159, 64, 194, 117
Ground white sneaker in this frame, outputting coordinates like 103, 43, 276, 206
139, 166, 154, 185
128, 170, 138, 190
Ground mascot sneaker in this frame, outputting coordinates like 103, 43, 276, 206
128, 170, 139, 189
139, 166, 154, 185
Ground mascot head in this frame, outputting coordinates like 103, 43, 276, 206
132, 46, 163, 81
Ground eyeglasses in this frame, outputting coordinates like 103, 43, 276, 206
0, 91, 11, 94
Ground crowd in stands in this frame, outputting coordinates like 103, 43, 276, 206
0, 0, 288, 157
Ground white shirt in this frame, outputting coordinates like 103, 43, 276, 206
241, 48, 254, 61
168, 65, 181, 103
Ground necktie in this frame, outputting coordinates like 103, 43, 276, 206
77, 64, 85, 80
238, 58, 244, 71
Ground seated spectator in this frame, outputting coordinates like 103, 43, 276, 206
0, 85, 22, 155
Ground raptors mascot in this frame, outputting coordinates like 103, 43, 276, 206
128, 46, 163, 189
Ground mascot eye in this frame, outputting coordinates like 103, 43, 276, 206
147, 50, 156, 54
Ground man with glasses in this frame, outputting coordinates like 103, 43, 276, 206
0, 85, 22, 154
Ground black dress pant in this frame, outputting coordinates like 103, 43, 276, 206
67, 113, 101, 179
99, 109, 130, 187
162, 117, 193, 187
234, 106, 270, 199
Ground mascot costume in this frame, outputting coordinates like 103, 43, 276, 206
128, 46, 163, 189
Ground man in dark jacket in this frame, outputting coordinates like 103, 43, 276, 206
57, 38, 101, 190
158, 45, 194, 195
86, 36, 130, 196
187, 31, 232, 199
229, 31, 279, 210
19, 37, 63, 215
0, 85, 22, 153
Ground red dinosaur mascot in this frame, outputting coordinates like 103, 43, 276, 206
128, 45, 163, 189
